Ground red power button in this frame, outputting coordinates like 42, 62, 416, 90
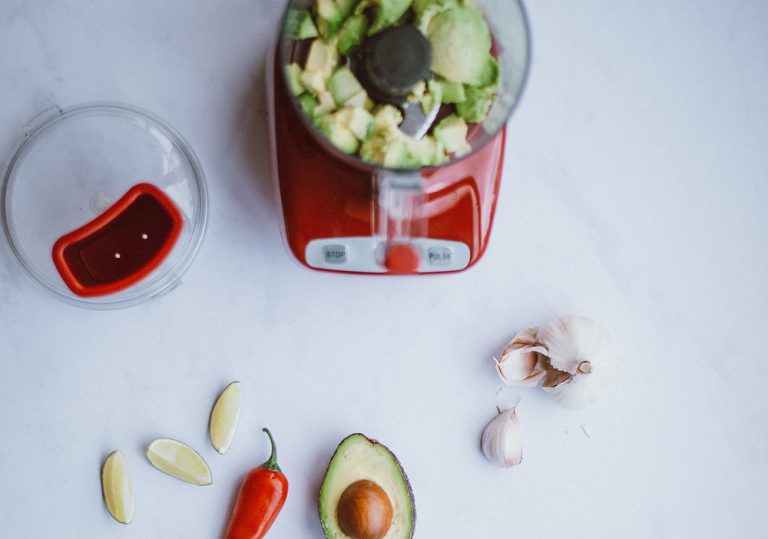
384, 243, 421, 274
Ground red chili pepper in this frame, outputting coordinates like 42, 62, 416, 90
224, 428, 288, 539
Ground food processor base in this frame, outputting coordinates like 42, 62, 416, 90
268, 54, 507, 275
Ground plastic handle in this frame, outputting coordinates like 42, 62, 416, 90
375, 172, 424, 272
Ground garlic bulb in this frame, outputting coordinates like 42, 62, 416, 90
537, 317, 617, 408
495, 317, 617, 409
481, 408, 523, 467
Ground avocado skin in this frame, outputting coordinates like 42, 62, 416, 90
318, 433, 416, 539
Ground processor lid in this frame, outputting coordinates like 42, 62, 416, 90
1, 102, 208, 309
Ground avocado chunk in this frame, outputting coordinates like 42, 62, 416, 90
294, 10, 320, 39
360, 134, 409, 167
298, 93, 320, 118
406, 136, 446, 167
301, 39, 340, 94
317, 115, 360, 154
337, 13, 369, 55
286, 9, 320, 40
336, 0, 357, 18
427, 3, 492, 84
304, 38, 339, 75
420, 80, 443, 115
316, 0, 344, 38
413, 0, 459, 34
286, 63, 306, 96
455, 85, 494, 122
433, 79, 466, 104
433, 114, 470, 155
334, 106, 375, 140
328, 66, 365, 107
373, 104, 403, 134
319, 433, 415, 539
316, 90, 338, 116
476, 55, 500, 89
368, 0, 413, 35
344, 89, 373, 110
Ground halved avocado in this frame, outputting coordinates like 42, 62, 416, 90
319, 433, 415, 539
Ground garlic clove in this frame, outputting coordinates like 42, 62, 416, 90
101, 450, 134, 524
495, 327, 548, 385
480, 408, 523, 468
209, 381, 242, 454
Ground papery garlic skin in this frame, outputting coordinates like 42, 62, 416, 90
537, 317, 614, 375
481, 408, 523, 468
543, 372, 608, 408
537, 316, 618, 409
495, 327, 548, 386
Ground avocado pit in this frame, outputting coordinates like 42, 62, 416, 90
337, 479, 393, 539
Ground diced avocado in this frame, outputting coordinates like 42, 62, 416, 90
304, 39, 339, 76
433, 114, 470, 155
337, 13, 369, 55
436, 79, 466, 104
335, 0, 357, 18
343, 89, 369, 108
294, 10, 320, 39
285, 9, 319, 40
408, 81, 426, 102
300, 68, 327, 95
456, 85, 494, 122
359, 134, 386, 164
361, 134, 410, 167
413, 0, 459, 34
285, 63, 305, 96
316, 0, 344, 38
406, 135, 447, 166
298, 93, 319, 118
476, 55, 500, 89
317, 116, 360, 154
318, 434, 415, 539
421, 80, 443, 114
427, 4, 492, 84
328, 66, 365, 107
383, 139, 410, 167
334, 106, 374, 140
369, 0, 413, 35
373, 105, 403, 134
316, 91, 337, 116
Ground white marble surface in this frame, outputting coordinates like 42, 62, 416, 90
1, 1, 767, 537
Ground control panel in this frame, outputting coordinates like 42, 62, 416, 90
305, 237, 471, 273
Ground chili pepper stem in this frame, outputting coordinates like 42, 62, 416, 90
261, 428, 281, 472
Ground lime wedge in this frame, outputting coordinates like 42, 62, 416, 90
145, 439, 212, 486
209, 381, 242, 454
101, 450, 134, 524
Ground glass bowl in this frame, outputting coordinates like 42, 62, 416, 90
1, 102, 208, 309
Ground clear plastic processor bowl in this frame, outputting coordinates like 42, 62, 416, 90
1, 103, 208, 309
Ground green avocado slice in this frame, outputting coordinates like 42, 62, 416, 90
427, 3, 492, 84
319, 433, 415, 539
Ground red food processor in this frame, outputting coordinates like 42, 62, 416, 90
1, 103, 208, 308
268, 0, 530, 274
